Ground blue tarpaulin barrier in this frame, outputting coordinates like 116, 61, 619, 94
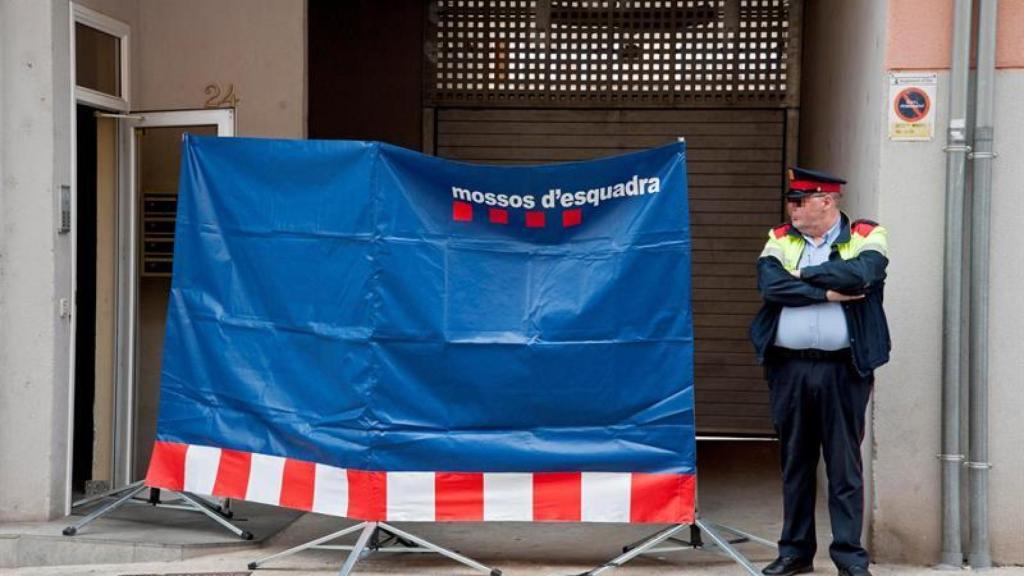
147, 137, 695, 523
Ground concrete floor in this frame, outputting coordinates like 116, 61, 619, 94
5, 441, 984, 576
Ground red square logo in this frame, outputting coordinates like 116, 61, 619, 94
452, 201, 473, 222
562, 209, 582, 228
525, 211, 546, 228
489, 208, 509, 224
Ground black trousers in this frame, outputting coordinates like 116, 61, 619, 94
766, 354, 873, 569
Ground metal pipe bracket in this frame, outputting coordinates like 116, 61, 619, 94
943, 145, 972, 153
963, 461, 993, 469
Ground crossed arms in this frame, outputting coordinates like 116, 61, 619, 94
756, 250, 888, 307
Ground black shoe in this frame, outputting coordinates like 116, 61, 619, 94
837, 566, 871, 576
763, 556, 814, 576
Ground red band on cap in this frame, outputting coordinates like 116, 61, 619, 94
789, 180, 841, 193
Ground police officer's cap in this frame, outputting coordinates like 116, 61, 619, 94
786, 167, 846, 200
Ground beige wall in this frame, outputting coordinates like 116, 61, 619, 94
78, 0, 306, 137
135, 0, 306, 138
887, 0, 1024, 69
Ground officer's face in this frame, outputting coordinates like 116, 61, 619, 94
787, 193, 836, 232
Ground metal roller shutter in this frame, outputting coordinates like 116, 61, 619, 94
434, 107, 783, 436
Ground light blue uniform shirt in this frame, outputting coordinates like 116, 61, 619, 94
774, 217, 851, 350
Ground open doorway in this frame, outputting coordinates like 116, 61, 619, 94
68, 107, 235, 502
69, 1, 132, 507
71, 103, 120, 497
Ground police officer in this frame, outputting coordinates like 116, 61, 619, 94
751, 168, 891, 576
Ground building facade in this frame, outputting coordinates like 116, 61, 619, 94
0, 0, 1021, 566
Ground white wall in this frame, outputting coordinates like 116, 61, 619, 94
871, 35, 1024, 574
873, 72, 947, 564
986, 70, 1024, 563
0, 0, 73, 521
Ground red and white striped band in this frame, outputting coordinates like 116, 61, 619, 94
146, 441, 696, 524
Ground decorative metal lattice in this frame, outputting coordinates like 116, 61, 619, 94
426, 0, 800, 108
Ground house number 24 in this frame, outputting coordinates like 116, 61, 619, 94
204, 83, 240, 108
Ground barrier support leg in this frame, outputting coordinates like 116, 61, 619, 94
582, 517, 772, 576
378, 521, 501, 576
62, 483, 147, 536
338, 522, 381, 576
695, 518, 762, 576
248, 522, 368, 570
577, 524, 689, 576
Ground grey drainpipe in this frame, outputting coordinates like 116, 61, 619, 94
968, 0, 997, 568
939, 0, 972, 568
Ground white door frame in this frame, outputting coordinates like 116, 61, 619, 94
115, 109, 235, 487
66, 2, 132, 514
71, 3, 131, 111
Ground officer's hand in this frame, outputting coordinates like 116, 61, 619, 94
826, 290, 865, 302
789, 269, 801, 278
